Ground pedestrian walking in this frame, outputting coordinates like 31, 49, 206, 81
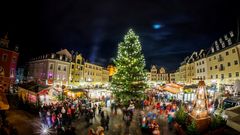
105, 115, 109, 130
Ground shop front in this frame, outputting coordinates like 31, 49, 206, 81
18, 82, 50, 105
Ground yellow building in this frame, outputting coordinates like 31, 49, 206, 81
186, 52, 197, 84
146, 72, 151, 81
170, 73, 176, 83
107, 65, 117, 77
69, 53, 84, 87
174, 69, 180, 83
195, 49, 207, 83
179, 57, 188, 83
158, 67, 169, 83
148, 66, 169, 83
84, 62, 105, 86
150, 65, 157, 81
206, 42, 240, 86
102, 69, 109, 83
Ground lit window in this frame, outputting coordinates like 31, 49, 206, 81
234, 60, 238, 65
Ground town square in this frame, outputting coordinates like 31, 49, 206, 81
0, 0, 240, 135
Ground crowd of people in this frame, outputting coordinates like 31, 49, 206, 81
138, 91, 181, 135
38, 97, 108, 135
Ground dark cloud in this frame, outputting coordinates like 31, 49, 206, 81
0, 0, 239, 71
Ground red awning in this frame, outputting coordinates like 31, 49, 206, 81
38, 89, 49, 95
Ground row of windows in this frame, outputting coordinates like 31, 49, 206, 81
187, 66, 194, 70
209, 49, 236, 61
196, 61, 204, 66
210, 72, 239, 79
85, 65, 102, 70
197, 76, 206, 80
1, 54, 16, 63
49, 64, 67, 71
84, 72, 102, 76
71, 65, 83, 70
197, 68, 205, 73
210, 60, 238, 70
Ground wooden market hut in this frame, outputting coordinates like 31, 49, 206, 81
18, 81, 50, 105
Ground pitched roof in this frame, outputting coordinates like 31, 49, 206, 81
56, 49, 72, 59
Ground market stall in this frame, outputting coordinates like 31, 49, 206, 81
64, 88, 88, 99
18, 81, 50, 105
160, 83, 183, 100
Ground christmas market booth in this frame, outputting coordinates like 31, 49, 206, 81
182, 84, 198, 102
160, 83, 183, 100
18, 81, 51, 105
0, 93, 9, 110
64, 88, 88, 99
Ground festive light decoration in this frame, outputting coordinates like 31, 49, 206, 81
111, 29, 147, 105
191, 81, 209, 119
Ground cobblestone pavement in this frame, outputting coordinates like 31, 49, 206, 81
72, 107, 176, 135
5, 110, 37, 135
4, 108, 240, 135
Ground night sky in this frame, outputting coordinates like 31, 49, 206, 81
0, 0, 239, 72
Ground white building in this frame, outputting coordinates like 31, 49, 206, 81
28, 49, 71, 86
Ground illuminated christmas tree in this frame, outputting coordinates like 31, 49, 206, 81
191, 81, 209, 119
111, 29, 147, 106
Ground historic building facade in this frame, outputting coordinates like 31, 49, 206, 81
0, 33, 19, 93
148, 65, 170, 83
83, 62, 104, 86
28, 49, 71, 86
194, 49, 207, 82
206, 42, 240, 85
174, 30, 240, 87
69, 53, 84, 86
